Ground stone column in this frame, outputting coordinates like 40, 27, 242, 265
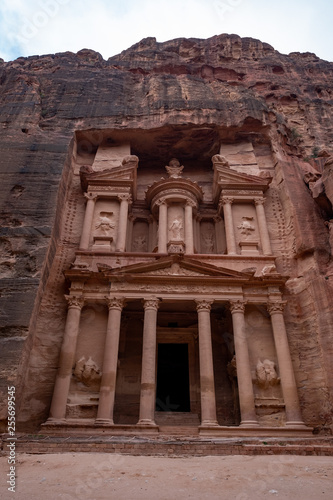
267, 301, 305, 426
230, 300, 258, 426
184, 200, 195, 254
157, 199, 168, 253
138, 297, 160, 425
221, 197, 237, 255
95, 297, 125, 425
79, 193, 97, 250
48, 295, 84, 421
115, 194, 131, 252
255, 198, 272, 255
196, 299, 218, 426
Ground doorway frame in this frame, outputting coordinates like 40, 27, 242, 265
156, 327, 199, 414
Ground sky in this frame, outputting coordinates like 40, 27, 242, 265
0, 0, 332, 63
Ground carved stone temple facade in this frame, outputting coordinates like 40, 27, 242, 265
3, 36, 333, 438
42, 143, 312, 437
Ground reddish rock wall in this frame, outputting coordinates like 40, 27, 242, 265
0, 34, 332, 432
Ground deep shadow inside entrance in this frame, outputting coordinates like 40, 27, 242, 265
156, 343, 190, 412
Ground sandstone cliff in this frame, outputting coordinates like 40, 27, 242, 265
0, 34, 332, 432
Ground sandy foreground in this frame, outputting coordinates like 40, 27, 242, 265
0, 452, 332, 500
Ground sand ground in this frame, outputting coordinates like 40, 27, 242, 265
1, 453, 332, 499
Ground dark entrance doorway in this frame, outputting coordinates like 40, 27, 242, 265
156, 343, 190, 412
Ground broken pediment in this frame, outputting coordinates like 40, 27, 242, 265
80, 155, 138, 197
212, 155, 272, 202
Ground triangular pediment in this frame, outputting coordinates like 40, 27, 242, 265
80, 162, 137, 196
213, 163, 271, 200
98, 255, 254, 281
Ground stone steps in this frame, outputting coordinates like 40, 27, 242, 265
2, 435, 332, 457
155, 412, 200, 427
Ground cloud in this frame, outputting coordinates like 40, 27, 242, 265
0, 0, 332, 62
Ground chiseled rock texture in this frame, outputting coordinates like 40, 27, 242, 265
0, 34, 333, 432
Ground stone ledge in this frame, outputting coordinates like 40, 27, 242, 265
1, 435, 332, 457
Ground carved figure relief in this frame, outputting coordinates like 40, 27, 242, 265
169, 216, 183, 240
202, 232, 215, 253
255, 359, 280, 389
73, 356, 102, 388
165, 158, 184, 178
237, 216, 255, 238
95, 212, 115, 235
132, 234, 147, 252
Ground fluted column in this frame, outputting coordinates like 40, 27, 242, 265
48, 295, 84, 421
196, 299, 218, 426
221, 197, 237, 255
230, 300, 258, 426
115, 194, 131, 252
95, 297, 125, 424
267, 301, 305, 426
79, 193, 97, 250
185, 200, 195, 254
255, 198, 272, 255
138, 297, 160, 425
157, 199, 168, 253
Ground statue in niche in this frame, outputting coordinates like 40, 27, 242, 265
169, 216, 183, 240
95, 212, 115, 235
73, 356, 102, 388
237, 216, 255, 238
132, 234, 147, 252
255, 359, 280, 389
202, 232, 214, 253
165, 158, 184, 178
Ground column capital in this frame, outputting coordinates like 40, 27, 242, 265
143, 297, 160, 311
213, 214, 222, 223
195, 299, 213, 312
254, 197, 265, 206
106, 296, 126, 311
229, 299, 246, 314
221, 196, 234, 205
65, 294, 84, 309
185, 199, 196, 208
267, 301, 287, 315
84, 192, 98, 201
118, 193, 132, 204
156, 197, 167, 207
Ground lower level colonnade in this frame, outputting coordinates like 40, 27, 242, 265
47, 294, 307, 432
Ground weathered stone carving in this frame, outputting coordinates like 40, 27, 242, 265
73, 356, 102, 388
132, 234, 147, 252
165, 158, 184, 178
169, 216, 183, 240
201, 232, 215, 253
255, 359, 280, 389
237, 217, 255, 237
95, 212, 115, 235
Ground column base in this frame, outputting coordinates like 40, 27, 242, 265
200, 420, 219, 427
286, 420, 308, 428
95, 418, 114, 425
46, 417, 66, 424
240, 420, 260, 427
137, 419, 157, 426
